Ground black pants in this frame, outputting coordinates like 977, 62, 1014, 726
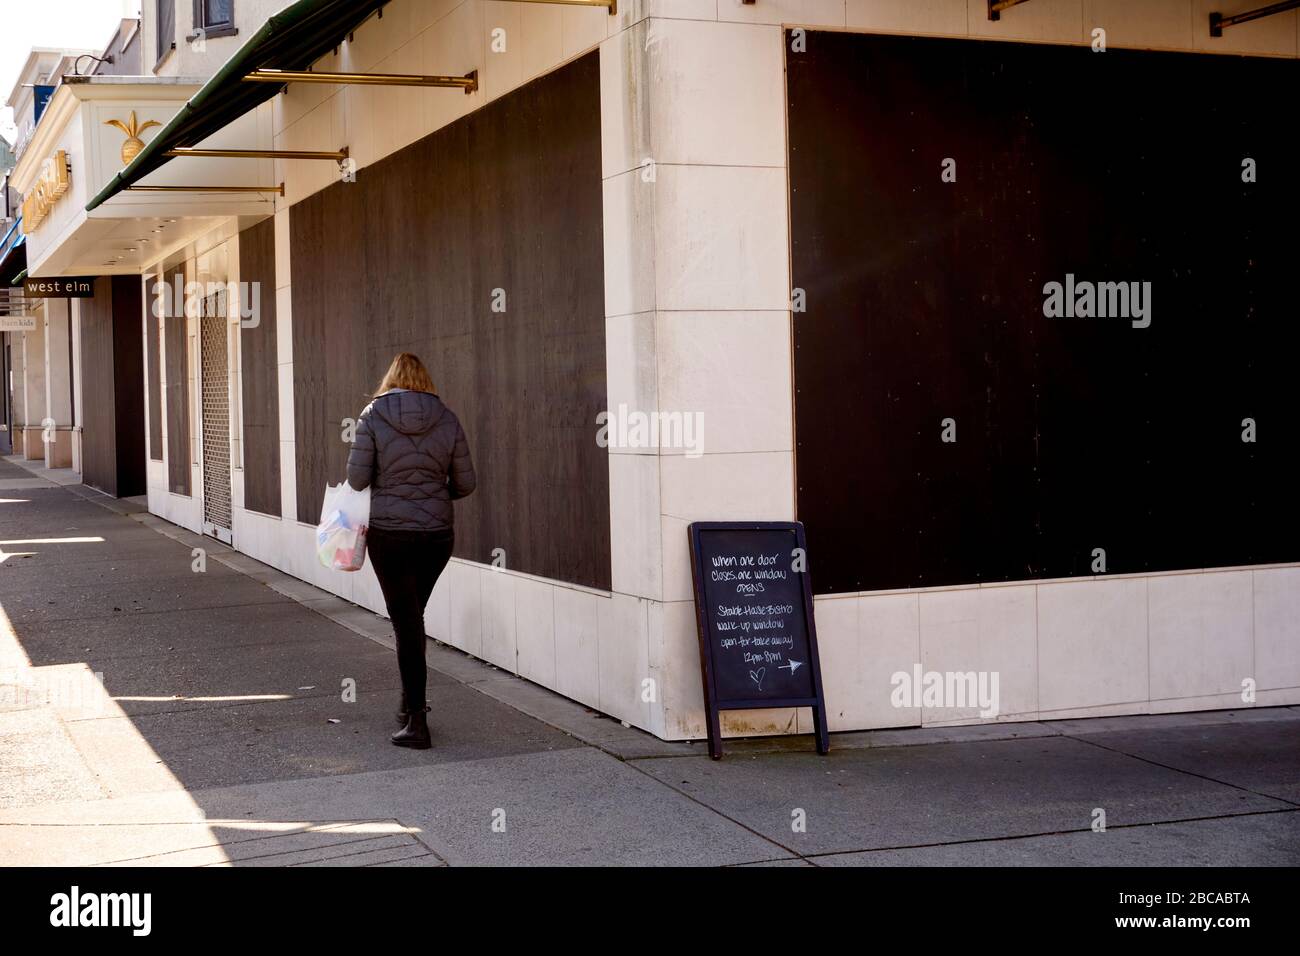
366, 527, 454, 712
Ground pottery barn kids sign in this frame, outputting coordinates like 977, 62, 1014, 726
688, 521, 829, 759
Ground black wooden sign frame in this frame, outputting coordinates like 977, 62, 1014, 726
688, 520, 830, 760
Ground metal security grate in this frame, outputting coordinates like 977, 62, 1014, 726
200, 290, 232, 538
0, 289, 34, 318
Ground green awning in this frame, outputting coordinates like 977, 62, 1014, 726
86, 0, 388, 211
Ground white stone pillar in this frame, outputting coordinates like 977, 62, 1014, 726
43, 298, 74, 469
21, 315, 47, 461
8, 335, 26, 456
70, 299, 84, 474
601, 14, 795, 740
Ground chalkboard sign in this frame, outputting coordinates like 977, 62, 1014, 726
688, 521, 829, 759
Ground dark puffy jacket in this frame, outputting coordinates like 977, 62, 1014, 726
346, 389, 476, 532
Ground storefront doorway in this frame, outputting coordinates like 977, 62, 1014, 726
199, 290, 232, 544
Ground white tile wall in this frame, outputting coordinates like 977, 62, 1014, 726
599, 23, 652, 179
424, 569, 453, 644
919, 585, 1038, 722
609, 453, 663, 599
652, 164, 790, 311
275, 363, 295, 444
1147, 570, 1253, 700
659, 451, 794, 521
654, 311, 792, 456
272, 210, 292, 290
968, 0, 1083, 41
819, 592, 922, 730
615, 0, 720, 35
604, 311, 659, 434
481, 1, 524, 103
602, 169, 657, 318
718, 0, 847, 28
554, 586, 602, 709
659, 515, 695, 604
277, 438, 296, 524
562, 6, 612, 60
479, 568, 518, 670
659, 599, 708, 738
447, 560, 484, 657
597, 592, 652, 725
1083, 0, 1193, 49
515, 577, 558, 686
1037, 577, 1148, 713
1253, 567, 1300, 690
274, 287, 293, 365
646, 18, 786, 168
520, 3, 564, 81
846, 0, 968, 35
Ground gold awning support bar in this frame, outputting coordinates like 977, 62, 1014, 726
988, 0, 1032, 19
510, 0, 617, 13
1209, 1, 1300, 36
246, 68, 479, 94
124, 184, 286, 196
165, 147, 350, 161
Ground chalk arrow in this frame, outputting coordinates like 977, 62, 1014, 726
778, 659, 804, 674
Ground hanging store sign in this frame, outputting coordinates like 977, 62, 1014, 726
0, 316, 38, 331
23, 276, 94, 298
21, 150, 72, 231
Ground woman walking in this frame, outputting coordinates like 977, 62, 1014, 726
347, 352, 475, 749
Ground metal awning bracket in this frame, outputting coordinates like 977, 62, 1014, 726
245, 68, 478, 91
165, 147, 349, 161
1209, 1, 1300, 36
988, 0, 1032, 20
124, 183, 285, 196
510, 0, 616, 14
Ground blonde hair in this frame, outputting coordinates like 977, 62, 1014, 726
375, 352, 436, 397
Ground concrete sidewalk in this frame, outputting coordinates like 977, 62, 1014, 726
1, 455, 1297, 866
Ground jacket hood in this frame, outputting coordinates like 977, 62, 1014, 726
370, 389, 447, 435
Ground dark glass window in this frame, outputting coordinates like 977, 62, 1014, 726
199, 0, 233, 28
192, 0, 236, 40
155, 0, 175, 68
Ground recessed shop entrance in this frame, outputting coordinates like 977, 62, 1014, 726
199, 289, 232, 544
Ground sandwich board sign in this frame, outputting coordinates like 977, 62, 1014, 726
688, 521, 829, 759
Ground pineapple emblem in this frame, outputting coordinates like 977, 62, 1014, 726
105, 111, 162, 165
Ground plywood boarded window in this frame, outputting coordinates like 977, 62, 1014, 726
787, 31, 1300, 592
238, 217, 280, 516
290, 52, 609, 589
146, 273, 163, 461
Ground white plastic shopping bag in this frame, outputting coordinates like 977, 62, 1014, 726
316, 482, 370, 571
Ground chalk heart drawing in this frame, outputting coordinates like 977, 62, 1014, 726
749, 667, 766, 689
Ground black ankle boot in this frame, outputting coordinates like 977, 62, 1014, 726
391, 706, 431, 749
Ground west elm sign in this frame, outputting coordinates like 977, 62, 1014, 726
23, 276, 94, 298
